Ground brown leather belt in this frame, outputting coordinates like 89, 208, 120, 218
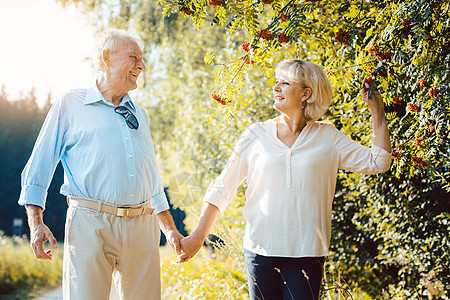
67, 196, 154, 217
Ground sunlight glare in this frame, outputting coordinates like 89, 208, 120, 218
0, 0, 97, 105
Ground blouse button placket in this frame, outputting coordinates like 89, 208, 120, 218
286, 149, 292, 189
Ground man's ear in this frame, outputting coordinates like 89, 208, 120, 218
102, 49, 111, 68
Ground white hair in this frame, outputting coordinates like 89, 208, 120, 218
275, 59, 333, 121
94, 29, 143, 73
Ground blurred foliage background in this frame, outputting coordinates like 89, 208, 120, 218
0, 232, 63, 298
1, 0, 448, 298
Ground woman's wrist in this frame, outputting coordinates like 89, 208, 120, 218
371, 107, 387, 125
370, 106, 386, 123
191, 227, 209, 243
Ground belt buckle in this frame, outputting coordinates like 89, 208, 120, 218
117, 207, 130, 217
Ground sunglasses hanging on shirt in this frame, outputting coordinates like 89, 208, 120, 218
114, 106, 139, 130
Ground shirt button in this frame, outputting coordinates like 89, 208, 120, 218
129, 154, 133, 158
130, 194, 134, 197
122, 123, 125, 126
130, 174, 134, 178
126, 138, 130, 141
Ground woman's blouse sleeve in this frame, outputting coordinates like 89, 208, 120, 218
333, 127, 392, 174
203, 128, 253, 213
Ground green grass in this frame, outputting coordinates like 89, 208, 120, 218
160, 245, 249, 299
0, 232, 373, 299
0, 232, 63, 298
160, 245, 373, 300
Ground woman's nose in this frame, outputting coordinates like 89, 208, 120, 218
273, 83, 281, 92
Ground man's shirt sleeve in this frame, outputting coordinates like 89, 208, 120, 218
18, 98, 68, 210
141, 111, 170, 214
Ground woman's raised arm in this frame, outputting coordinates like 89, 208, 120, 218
361, 77, 392, 153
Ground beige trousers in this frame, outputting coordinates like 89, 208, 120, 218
62, 205, 161, 300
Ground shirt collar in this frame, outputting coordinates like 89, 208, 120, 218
120, 93, 135, 111
84, 82, 136, 111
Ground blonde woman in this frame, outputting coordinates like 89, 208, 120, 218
178, 59, 392, 300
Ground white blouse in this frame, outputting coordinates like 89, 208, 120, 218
203, 118, 392, 257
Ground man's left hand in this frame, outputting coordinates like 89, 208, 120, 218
165, 228, 184, 255
156, 209, 184, 255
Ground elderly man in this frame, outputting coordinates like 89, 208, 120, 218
18, 29, 183, 299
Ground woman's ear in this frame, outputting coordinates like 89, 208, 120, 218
303, 87, 312, 101
102, 49, 111, 68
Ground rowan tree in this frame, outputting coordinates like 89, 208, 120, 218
58, 0, 450, 297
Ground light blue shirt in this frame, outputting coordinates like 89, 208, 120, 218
19, 83, 169, 214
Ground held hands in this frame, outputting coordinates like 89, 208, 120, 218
176, 234, 204, 263
29, 223, 58, 260
165, 229, 203, 263
174, 203, 219, 263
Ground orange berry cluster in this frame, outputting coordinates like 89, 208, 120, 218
392, 149, 401, 160
208, 0, 223, 6
407, 104, 421, 113
179, 6, 194, 15
413, 137, 424, 147
429, 89, 440, 97
392, 96, 402, 105
368, 43, 391, 61
335, 28, 348, 45
278, 33, 289, 44
241, 42, 250, 53
243, 56, 255, 64
402, 19, 413, 33
211, 92, 227, 105
259, 29, 272, 40
418, 79, 427, 87
257, 30, 289, 44
412, 156, 427, 167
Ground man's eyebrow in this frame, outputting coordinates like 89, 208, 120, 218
128, 50, 142, 56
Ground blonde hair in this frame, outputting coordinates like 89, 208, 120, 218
94, 29, 143, 73
275, 59, 333, 120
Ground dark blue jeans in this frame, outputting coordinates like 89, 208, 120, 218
244, 250, 325, 300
